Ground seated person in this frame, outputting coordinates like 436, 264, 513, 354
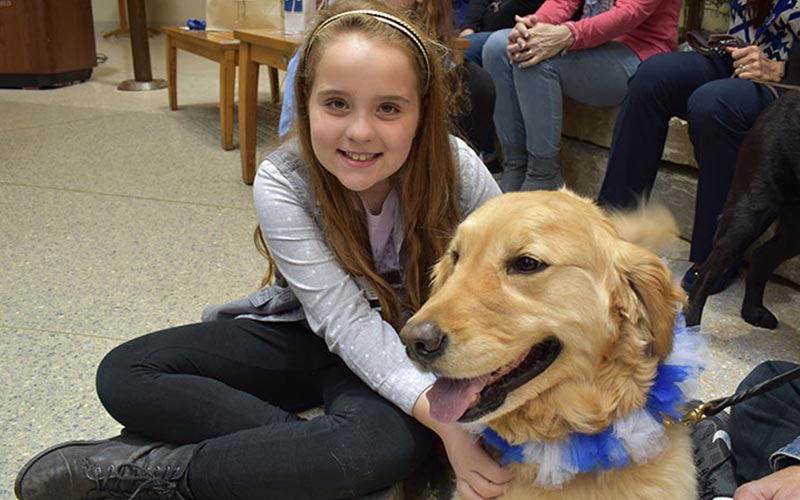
596, 0, 799, 293
483, 0, 680, 192
457, 0, 546, 66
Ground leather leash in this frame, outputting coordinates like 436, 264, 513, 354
682, 365, 800, 425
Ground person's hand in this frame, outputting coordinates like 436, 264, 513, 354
728, 45, 785, 82
438, 424, 513, 499
734, 465, 800, 500
413, 390, 513, 500
506, 15, 537, 62
459, 28, 476, 37
507, 18, 573, 67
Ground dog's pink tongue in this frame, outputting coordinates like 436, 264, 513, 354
427, 375, 491, 423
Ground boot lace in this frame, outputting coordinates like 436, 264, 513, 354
84, 462, 186, 500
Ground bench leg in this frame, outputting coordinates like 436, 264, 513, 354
220, 50, 236, 151
239, 42, 259, 185
166, 35, 177, 110
269, 67, 280, 104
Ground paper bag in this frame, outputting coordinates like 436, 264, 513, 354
206, 0, 283, 31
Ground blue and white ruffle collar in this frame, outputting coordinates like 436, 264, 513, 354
464, 313, 705, 489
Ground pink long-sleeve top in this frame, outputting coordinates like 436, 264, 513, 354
534, 0, 681, 61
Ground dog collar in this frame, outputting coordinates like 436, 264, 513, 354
466, 312, 705, 489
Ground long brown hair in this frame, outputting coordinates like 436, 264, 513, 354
747, 0, 774, 29
257, 0, 461, 330
409, 0, 455, 50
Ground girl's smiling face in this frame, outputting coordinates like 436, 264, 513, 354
308, 33, 421, 213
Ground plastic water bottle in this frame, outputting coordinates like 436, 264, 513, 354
284, 0, 313, 34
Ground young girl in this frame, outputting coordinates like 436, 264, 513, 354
14, 2, 509, 500
279, 0, 499, 175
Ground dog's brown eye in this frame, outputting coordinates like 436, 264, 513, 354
450, 250, 459, 265
509, 256, 546, 274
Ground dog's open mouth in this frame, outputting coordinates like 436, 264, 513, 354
427, 338, 561, 423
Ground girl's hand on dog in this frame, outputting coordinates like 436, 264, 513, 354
728, 46, 786, 82
414, 391, 513, 499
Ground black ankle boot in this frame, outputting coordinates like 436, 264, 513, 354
15, 433, 195, 500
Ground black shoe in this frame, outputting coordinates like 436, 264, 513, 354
692, 410, 737, 500
681, 264, 739, 296
15, 433, 195, 500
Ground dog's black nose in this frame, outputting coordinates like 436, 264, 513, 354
399, 321, 448, 364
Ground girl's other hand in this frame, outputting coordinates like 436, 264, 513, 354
439, 424, 514, 500
413, 390, 513, 500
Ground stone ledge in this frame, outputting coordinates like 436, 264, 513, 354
561, 98, 697, 168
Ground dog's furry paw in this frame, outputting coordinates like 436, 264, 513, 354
742, 304, 778, 329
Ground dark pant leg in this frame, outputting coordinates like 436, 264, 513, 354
191, 363, 434, 500
457, 60, 497, 155
597, 52, 730, 209
97, 319, 433, 500
96, 319, 339, 443
684, 80, 776, 263
729, 361, 800, 484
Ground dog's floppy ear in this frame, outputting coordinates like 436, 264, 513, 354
612, 244, 684, 360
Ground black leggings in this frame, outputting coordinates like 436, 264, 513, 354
96, 319, 434, 500
457, 60, 497, 155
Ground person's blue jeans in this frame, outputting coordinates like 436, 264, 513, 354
462, 31, 493, 66
483, 29, 640, 192
596, 51, 776, 264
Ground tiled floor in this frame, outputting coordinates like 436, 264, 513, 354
1, 29, 798, 500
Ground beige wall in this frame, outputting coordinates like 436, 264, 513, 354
91, 0, 206, 26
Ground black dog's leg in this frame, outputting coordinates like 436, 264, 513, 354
742, 204, 800, 328
685, 197, 775, 326
685, 94, 795, 327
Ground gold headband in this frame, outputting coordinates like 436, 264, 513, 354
303, 9, 431, 90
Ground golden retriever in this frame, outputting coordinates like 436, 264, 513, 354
399, 189, 699, 500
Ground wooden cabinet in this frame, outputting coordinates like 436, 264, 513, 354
0, 0, 97, 88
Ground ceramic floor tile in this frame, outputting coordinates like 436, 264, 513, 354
0, 328, 123, 499
0, 102, 281, 208
664, 253, 800, 400
1, 184, 266, 341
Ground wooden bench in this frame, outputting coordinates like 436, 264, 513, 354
163, 26, 240, 150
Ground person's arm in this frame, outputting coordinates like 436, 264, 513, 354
554, 0, 665, 51
253, 152, 435, 415
461, 0, 490, 33
534, 0, 583, 26
278, 50, 301, 140
771, 436, 800, 473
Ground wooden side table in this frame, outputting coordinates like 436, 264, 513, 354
163, 27, 240, 150
234, 29, 302, 185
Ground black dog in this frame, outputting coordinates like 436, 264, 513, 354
686, 90, 800, 329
